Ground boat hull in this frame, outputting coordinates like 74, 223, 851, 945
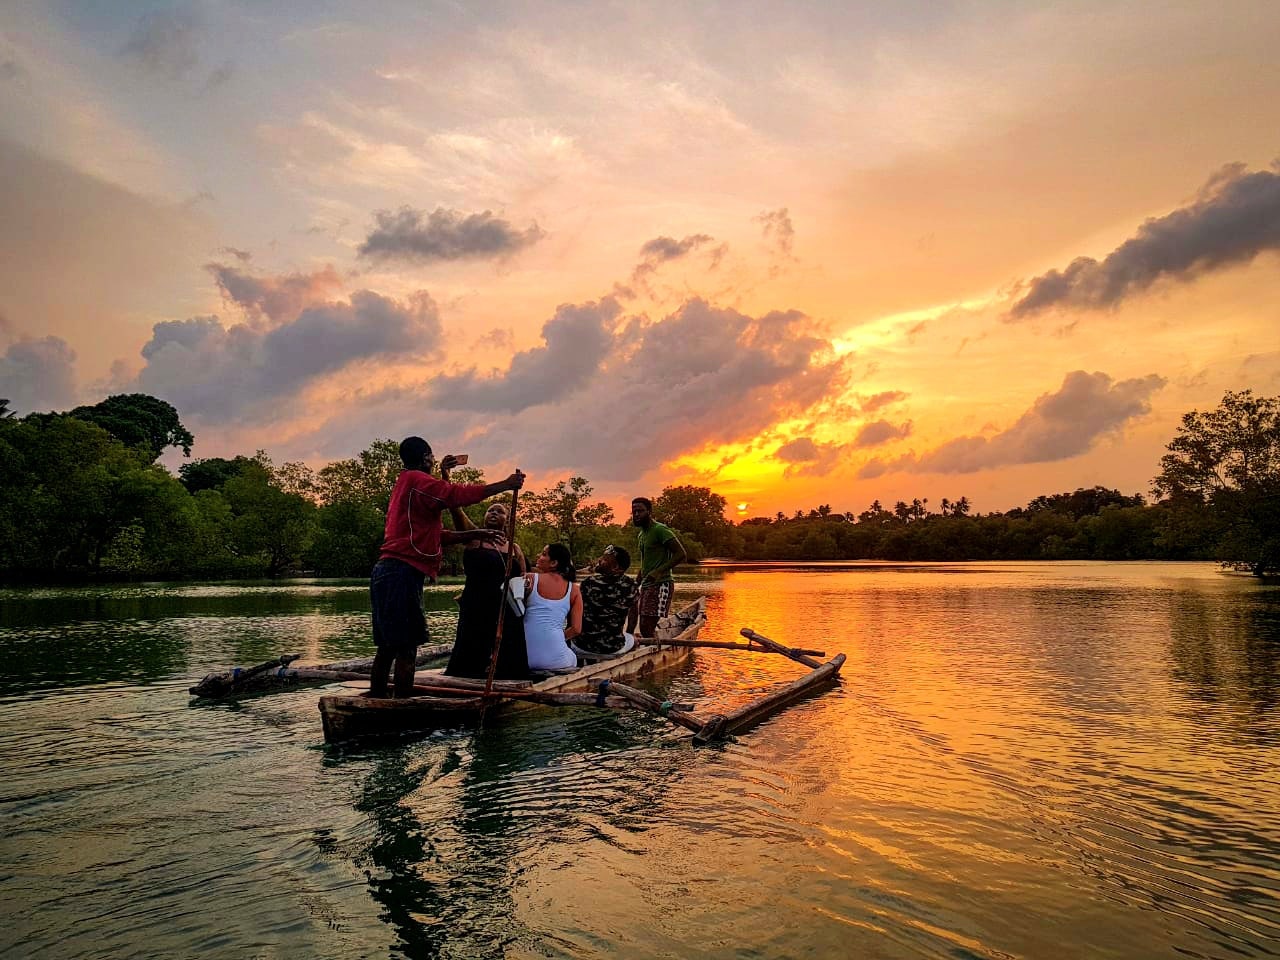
319, 601, 703, 743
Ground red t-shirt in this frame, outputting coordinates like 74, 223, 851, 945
380, 470, 490, 578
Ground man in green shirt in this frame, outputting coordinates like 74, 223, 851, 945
628, 496, 687, 638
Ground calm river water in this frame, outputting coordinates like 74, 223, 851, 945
1, 562, 1278, 959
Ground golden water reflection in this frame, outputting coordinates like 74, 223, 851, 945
656, 563, 1280, 958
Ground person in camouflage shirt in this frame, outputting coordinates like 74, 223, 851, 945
574, 545, 639, 655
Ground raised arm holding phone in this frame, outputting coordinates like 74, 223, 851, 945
369, 437, 524, 698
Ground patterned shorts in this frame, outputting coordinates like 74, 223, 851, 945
637, 580, 673, 619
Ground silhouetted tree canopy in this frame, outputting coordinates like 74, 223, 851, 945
69, 394, 194, 460
654, 484, 734, 555
1154, 389, 1279, 575
1, 392, 1272, 582
179, 456, 259, 493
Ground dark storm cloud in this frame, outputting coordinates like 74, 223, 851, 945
428, 298, 620, 413
853, 419, 912, 447
1010, 160, 1280, 318
638, 234, 715, 262
120, 9, 201, 78
858, 371, 1165, 477
458, 298, 851, 478
206, 262, 343, 324
134, 290, 441, 420
859, 390, 907, 413
774, 437, 821, 462
773, 436, 845, 477
630, 234, 719, 289
756, 208, 795, 259
357, 206, 543, 263
0, 335, 77, 413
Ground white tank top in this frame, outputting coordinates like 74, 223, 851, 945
523, 573, 577, 670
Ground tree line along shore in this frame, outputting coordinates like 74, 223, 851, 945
0, 390, 1275, 583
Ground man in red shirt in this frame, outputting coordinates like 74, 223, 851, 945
370, 436, 525, 697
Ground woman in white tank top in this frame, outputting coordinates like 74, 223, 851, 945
523, 543, 582, 671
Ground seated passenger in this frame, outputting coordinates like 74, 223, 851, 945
573, 545, 639, 658
523, 543, 582, 671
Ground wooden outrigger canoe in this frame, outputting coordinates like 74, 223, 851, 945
318, 598, 706, 743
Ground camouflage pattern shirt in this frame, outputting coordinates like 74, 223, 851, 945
577, 572, 639, 653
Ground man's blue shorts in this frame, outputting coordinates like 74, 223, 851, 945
370, 558, 428, 653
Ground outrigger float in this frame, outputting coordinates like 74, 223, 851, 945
191, 598, 845, 744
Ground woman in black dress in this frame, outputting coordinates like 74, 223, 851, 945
444, 498, 529, 679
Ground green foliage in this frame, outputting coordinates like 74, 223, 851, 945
732, 487, 1200, 563
1154, 390, 1280, 575
315, 439, 402, 507
653, 484, 734, 555
1018, 486, 1144, 520
306, 439, 447, 576
222, 463, 316, 576
178, 456, 258, 493
68, 394, 194, 460
308, 499, 385, 577
522, 477, 615, 562
0, 414, 188, 575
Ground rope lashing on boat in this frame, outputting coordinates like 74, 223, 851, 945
595, 679, 611, 707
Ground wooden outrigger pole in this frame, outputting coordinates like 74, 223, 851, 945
586, 627, 846, 743
692, 652, 845, 744
189, 646, 451, 698
691, 628, 844, 741
636, 637, 826, 657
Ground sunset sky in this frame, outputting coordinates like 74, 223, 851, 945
2, 1, 1278, 518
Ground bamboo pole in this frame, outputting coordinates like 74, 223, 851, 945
738, 628, 824, 669
637, 638, 826, 657
190, 646, 451, 697
694, 653, 846, 744
406, 683, 692, 711
419, 675, 532, 691
601, 680, 709, 733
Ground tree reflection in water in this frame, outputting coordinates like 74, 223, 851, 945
1168, 587, 1280, 726
328, 703, 691, 959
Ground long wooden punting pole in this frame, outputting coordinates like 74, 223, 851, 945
481, 484, 521, 701
637, 637, 826, 657
693, 653, 846, 744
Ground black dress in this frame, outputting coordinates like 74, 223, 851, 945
445, 546, 529, 680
